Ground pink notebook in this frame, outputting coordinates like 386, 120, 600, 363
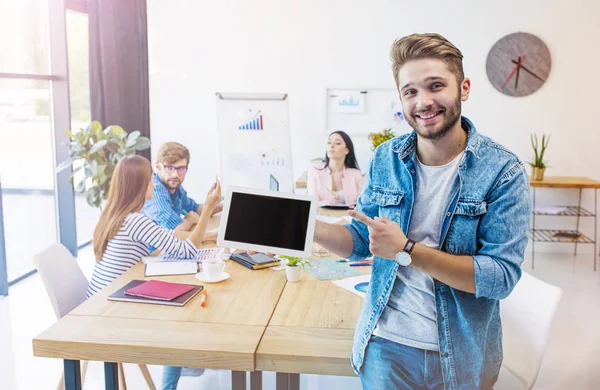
124, 280, 195, 301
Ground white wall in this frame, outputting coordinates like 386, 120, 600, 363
147, 0, 600, 254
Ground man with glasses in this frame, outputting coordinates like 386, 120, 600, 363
143, 142, 222, 236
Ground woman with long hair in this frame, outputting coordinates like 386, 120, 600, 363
87, 155, 221, 297
307, 130, 364, 205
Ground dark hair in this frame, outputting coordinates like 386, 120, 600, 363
321, 130, 360, 171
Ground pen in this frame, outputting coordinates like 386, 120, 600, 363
200, 289, 207, 307
349, 263, 372, 267
181, 209, 188, 216
337, 259, 349, 262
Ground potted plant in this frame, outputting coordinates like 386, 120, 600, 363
277, 255, 310, 283
56, 121, 151, 208
528, 134, 550, 181
368, 128, 396, 151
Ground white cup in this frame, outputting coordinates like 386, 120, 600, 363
203, 258, 226, 281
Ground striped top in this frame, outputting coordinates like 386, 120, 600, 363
86, 212, 199, 297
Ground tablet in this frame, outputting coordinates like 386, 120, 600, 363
217, 186, 318, 258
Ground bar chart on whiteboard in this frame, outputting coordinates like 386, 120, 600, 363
215, 93, 294, 193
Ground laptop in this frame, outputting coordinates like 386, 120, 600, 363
217, 186, 318, 258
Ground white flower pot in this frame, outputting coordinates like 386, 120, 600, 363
285, 265, 301, 282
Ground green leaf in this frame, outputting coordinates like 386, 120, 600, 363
88, 139, 108, 155
74, 178, 86, 193
64, 129, 74, 139
106, 125, 125, 139
132, 137, 151, 151
125, 131, 141, 148
70, 165, 84, 178
56, 157, 78, 172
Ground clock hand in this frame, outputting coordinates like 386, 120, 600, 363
515, 56, 521, 89
502, 55, 527, 89
510, 60, 545, 82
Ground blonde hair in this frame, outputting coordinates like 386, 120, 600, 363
390, 33, 464, 89
93, 155, 152, 262
157, 142, 190, 165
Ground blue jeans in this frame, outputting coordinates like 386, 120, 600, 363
162, 366, 182, 390
162, 366, 205, 390
360, 336, 445, 390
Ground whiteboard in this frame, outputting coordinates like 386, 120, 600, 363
326, 88, 413, 136
215, 93, 294, 193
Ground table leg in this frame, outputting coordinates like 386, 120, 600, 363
104, 362, 119, 390
231, 371, 247, 390
64, 360, 82, 390
250, 371, 263, 390
575, 188, 582, 255
276, 373, 300, 390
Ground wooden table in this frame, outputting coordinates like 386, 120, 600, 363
33, 209, 367, 390
529, 176, 600, 270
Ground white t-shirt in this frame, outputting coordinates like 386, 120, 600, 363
374, 151, 463, 351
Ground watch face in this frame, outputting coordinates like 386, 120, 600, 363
396, 251, 411, 266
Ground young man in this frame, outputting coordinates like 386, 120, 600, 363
314, 33, 530, 389
142, 142, 222, 235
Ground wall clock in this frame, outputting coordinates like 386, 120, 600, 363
486, 32, 551, 97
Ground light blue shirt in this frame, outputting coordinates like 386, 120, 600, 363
142, 173, 199, 230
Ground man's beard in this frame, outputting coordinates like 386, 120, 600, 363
165, 178, 181, 190
406, 97, 461, 141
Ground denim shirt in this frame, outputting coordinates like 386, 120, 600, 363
346, 117, 531, 389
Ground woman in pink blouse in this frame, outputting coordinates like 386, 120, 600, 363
307, 131, 364, 205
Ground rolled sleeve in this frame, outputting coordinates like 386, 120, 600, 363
473, 163, 531, 300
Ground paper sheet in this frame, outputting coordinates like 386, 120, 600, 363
332, 274, 371, 299
144, 262, 198, 276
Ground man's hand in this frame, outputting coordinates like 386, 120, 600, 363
184, 210, 200, 225
347, 210, 407, 260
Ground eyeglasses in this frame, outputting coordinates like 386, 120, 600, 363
163, 165, 188, 174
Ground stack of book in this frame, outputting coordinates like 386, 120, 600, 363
230, 252, 281, 270
108, 280, 203, 306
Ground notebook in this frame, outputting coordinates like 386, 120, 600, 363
108, 280, 203, 306
230, 252, 281, 270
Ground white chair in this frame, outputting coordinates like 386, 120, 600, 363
495, 271, 562, 389
34, 243, 156, 390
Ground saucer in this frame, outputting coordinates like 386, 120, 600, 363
195, 271, 230, 283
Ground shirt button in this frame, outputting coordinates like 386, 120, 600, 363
443, 352, 449, 358
446, 212, 451, 217
411, 169, 415, 173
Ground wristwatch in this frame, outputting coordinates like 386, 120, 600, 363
395, 238, 416, 266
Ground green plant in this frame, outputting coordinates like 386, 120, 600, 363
278, 255, 311, 268
56, 121, 151, 208
528, 134, 551, 168
368, 128, 396, 151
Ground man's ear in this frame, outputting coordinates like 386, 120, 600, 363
460, 77, 471, 102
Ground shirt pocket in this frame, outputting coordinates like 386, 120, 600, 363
370, 188, 404, 222
445, 199, 487, 255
